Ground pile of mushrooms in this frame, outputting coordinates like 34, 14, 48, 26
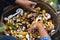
4, 7, 55, 40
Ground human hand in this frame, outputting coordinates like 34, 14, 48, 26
15, 0, 37, 12
28, 21, 44, 34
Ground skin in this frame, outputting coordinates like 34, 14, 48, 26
15, 0, 37, 12
29, 21, 51, 39
0, 0, 51, 39
0, 0, 36, 25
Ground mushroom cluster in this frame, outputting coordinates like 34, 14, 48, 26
4, 7, 55, 40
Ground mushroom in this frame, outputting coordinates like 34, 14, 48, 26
26, 33, 30, 40
4, 6, 55, 39
19, 35, 24, 38
36, 7, 41, 12
42, 10, 46, 14
36, 14, 43, 22
22, 26, 26, 31
51, 30, 55, 36
27, 13, 33, 18
44, 13, 51, 20
16, 8, 23, 16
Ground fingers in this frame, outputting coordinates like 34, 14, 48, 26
30, 1, 37, 9
28, 23, 36, 33
30, 1, 37, 5
29, 20, 38, 31
27, 6, 36, 12
28, 1, 37, 12
32, 21, 44, 28
29, 23, 35, 31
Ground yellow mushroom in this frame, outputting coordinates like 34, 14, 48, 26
27, 24, 31, 27
10, 18, 14, 23
48, 20, 52, 23
22, 21, 25, 24
46, 26, 52, 31
16, 14, 20, 18
20, 31, 27, 36
16, 24, 20, 28
22, 38, 27, 40
36, 7, 41, 12
42, 10, 46, 15
46, 22, 53, 31
8, 26, 12, 30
